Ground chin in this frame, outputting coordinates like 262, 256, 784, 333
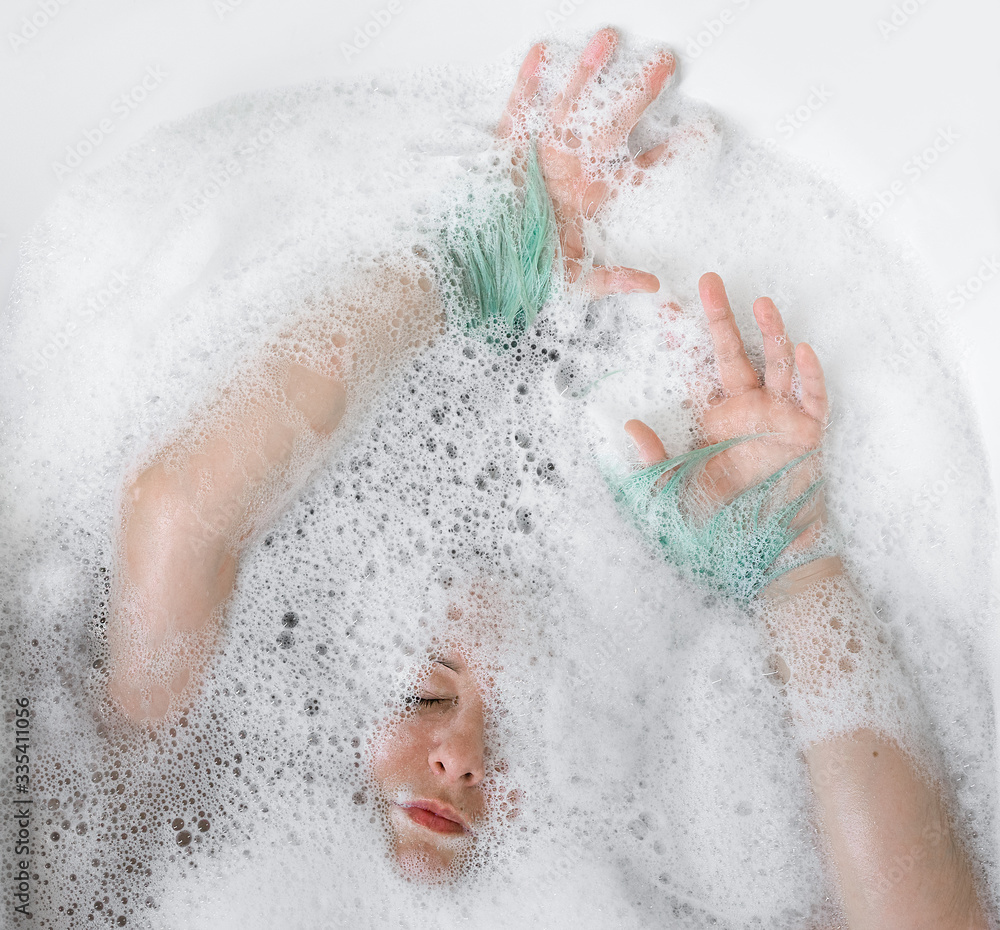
394, 842, 462, 880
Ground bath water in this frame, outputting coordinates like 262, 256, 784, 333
1, 32, 996, 929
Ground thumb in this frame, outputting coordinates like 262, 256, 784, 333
584, 265, 660, 298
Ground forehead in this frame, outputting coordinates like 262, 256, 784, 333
420, 652, 487, 696
433, 655, 463, 673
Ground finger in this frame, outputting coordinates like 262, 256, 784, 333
563, 257, 583, 286
699, 272, 759, 395
497, 43, 546, 139
592, 50, 675, 156
109, 675, 148, 722
582, 179, 610, 218
624, 419, 667, 464
550, 28, 618, 126
558, 217, 586, 264
632, 118, 717, 173
149, 682, 171, 719
795, 342, 828, 423
108, 671, 174, 723
584, 264, 660, 297
752, 296, 794, 394
633, 140, 672, 169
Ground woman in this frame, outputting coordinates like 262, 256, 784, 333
371, 648, 489, 877
104, 26, 992, 925
105, 27, 673, 889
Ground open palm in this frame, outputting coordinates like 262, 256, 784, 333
627, 273, 829, 511
497, 29, 677, 298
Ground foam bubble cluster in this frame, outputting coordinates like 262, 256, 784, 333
0, 30, 996, 929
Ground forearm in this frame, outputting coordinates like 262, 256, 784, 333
109, 255, 441, 720
759, 567, 989, 929
127, 357, 343, 565
129, 255, 441, 552
805, 729, 985, 930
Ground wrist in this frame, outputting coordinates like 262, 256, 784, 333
758, 555, 845, 604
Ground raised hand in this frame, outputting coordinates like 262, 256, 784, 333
497, 29, 676, 298
626, 272, 829, 530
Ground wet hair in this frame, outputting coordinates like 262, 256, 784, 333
604, 436, 828, 605
440, 140, 558, 347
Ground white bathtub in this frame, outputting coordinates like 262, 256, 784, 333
2, 0, 998, 880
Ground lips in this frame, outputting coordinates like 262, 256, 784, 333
396, 800, 471, 836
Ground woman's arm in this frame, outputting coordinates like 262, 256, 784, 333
626, 273, 991, 929
763, 563, 988, 930
109, 29, 681, 723
109, 259, 441, 721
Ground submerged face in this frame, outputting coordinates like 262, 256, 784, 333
370, 651, 489, 878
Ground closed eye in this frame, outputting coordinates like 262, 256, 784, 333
407, 695, 456, 708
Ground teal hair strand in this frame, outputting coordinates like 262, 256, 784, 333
605, 436, 827, 605
443, 141, 558, 347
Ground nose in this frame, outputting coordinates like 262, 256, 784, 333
428, 708, 485, 786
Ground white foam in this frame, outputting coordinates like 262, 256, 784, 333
0, 31, 996, 929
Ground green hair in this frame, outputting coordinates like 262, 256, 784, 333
604, 437, 827, 605
442, 141, 558, 348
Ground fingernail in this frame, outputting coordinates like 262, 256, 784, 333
649, 62, 670, 93
582, 31, 611, 67
623, 429, 642, 461
519, 44, 541, 80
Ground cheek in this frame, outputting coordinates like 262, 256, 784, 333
370, 717, 429, 789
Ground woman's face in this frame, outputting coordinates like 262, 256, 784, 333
370, 651, 488, 877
